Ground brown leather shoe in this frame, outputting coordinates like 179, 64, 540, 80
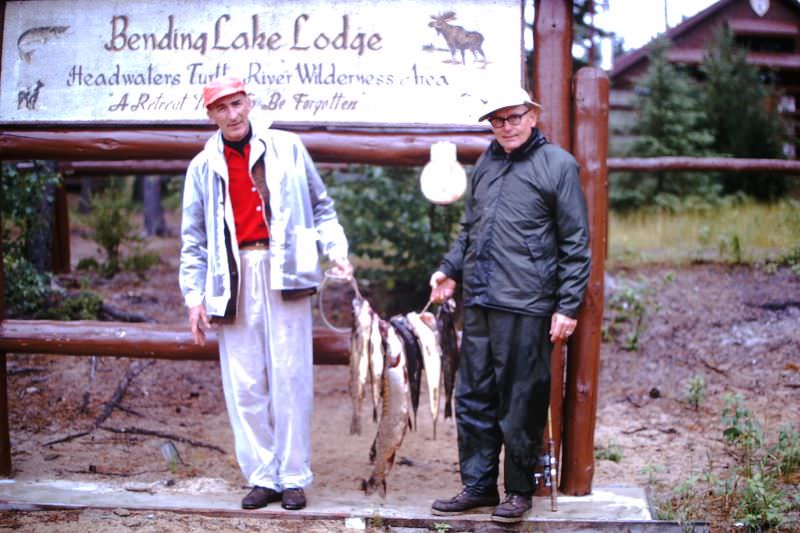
281, 487, 307, 510
241, 486, 282, 509
491, 492, 532, 523
431, 487, 500, 516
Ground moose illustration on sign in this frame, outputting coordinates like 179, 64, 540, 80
428, 11, 486, 65
18, 80, 44, 110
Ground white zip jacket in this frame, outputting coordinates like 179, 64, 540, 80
179, 124, 348, 318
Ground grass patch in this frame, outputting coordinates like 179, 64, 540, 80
609, 199, 800, 266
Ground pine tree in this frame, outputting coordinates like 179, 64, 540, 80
612, 38, 717, 211
700, 26, 789, 200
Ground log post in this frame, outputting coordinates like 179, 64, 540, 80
0, 159, 11, 477
533, 0, 573, 149
51, 184, 71, 274
1, 1, 8, 476
142, 175, 167, 237
533, 0, 573, 498
561, 67, 609, 495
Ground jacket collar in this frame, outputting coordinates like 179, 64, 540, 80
488, 127, 549, 161
207, 121, 267, 180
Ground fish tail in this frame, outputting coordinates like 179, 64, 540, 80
361, 477, 387, 498
369, 437, 377, 464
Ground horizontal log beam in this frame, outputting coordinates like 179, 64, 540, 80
0, 129, 492, 166
0, 320, 350, 365
16, 156, 800, 177
59, 160, 191, 176
608, 157, 800, 173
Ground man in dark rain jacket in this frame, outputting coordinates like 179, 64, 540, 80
428, 86, 591, 524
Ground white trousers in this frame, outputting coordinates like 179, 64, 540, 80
218, 249, 314, 490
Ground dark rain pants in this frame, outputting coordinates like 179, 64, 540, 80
455, 305, 552, 496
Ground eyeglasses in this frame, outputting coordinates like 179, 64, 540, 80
488, 108, 532, 128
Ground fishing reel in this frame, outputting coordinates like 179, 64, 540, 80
532, 452, 556, 492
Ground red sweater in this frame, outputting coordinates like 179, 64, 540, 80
224, 144, 269, 245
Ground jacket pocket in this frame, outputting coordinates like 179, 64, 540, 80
526, 234, 557, 293
294, 226, 319, 274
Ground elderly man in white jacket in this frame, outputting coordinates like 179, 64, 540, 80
179, 76, 352, 511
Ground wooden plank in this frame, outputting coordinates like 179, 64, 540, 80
0, 320, 350, 365
0, 500, 687, 531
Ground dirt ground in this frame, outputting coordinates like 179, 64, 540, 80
2, 209, 799, 531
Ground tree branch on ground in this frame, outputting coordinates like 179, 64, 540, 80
99, 426, 226, 454
45, 360, 154, 446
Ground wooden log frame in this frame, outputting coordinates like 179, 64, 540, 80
12, 155, 800, 177
0, 320, 350, 365
533, 0, 572, 500
1, 2, 797, 494
0, 128, 493, 167
561, 67, 610, 496
607, 157, 800, 173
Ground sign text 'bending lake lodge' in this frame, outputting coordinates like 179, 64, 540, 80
2, 0, 524, 126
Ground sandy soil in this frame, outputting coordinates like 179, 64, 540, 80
1, 209, 799, 531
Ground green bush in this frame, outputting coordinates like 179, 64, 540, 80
1, 161, 61, 258
40, 290, 103, 320
773, 426, 800, 478
123, 248, 162, 281
326, 165, 463, 307
2, 254, 51, 317
685, 375, 705, 411
602, 280, 649, 351
85, 178, 138, 277
2, 162, 61, 317
655, 395, 798, 531
594, 440, 623, 463
80, 177, 159, 280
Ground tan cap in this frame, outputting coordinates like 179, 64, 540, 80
478, 87, 542, 122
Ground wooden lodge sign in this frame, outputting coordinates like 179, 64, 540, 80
0, 0, 524, 127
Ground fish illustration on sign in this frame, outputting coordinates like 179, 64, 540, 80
428, 11, 486, 65
17, 25, 70, 63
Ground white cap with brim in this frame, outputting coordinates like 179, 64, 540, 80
477, 87, 542, 122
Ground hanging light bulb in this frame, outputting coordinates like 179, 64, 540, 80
419, 141, 467, 205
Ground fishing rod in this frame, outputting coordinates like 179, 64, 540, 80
547, 404, 558, 512
533, 405, 558, 512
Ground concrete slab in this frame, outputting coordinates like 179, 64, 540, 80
0, 478, 703, 531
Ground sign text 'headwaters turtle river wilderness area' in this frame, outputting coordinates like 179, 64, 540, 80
1, 0, 524, 126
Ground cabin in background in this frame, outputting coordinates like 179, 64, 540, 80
608, 0, 800, 157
